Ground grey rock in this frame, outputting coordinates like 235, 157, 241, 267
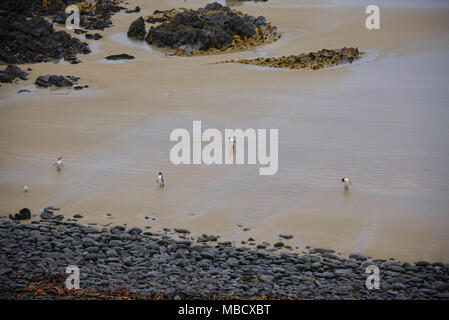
274, 242, 284, 248
173, 228, 190, 234
128, 227, 142, 234
226, 257, 240, 267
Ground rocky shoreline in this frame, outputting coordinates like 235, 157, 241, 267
0, 209, 448, 300
0, 0, 125, 64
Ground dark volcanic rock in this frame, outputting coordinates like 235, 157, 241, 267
105, 54, 135, 61
274, 242, 284, 248
13, 208, 31, 220
173, 228, 190, 234
35, 75, 73, 88
143, 2, 278, 55
127, 16, 146, 40
85, 33, 103, 40
0, 73, 15, 83
125, 6, 140, 14
0, 14, 90, 64
2, 65, 29, 81
0, 1, 126, 64
49, 0, 125, 31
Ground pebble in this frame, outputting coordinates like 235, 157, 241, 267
173, 228, 190, 234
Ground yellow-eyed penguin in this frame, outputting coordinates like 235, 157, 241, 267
53, 157, 63, 171
341, 177, 352, 190
229, 136, 236, 151
156, 172, 165, 187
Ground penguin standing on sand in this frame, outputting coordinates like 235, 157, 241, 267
53, 157, 63, 172
156, 172, 165, 187
23, 185, 29, 192
340, 177, 352, 190
229, 136, 236, 152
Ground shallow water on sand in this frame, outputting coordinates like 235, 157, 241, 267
1, 0, 449, 263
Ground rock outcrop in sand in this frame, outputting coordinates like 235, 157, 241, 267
128, 2, 280, 56
0, 65, 29, 83
127, 16, 146, 40
0, 0, 125, 64
0, 13, 91, 64
214, 48, 364, 70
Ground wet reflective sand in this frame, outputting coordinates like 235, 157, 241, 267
1, 0, 449, 262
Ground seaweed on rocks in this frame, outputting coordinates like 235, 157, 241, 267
134, 2, 280, 56
213, 47, 364, 70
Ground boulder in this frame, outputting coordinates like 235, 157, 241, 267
14, 208, 31, 220
143, 2, 278, 55
35, 75, 73, 88
127, 16, 146, 40
105, 54, 135, 60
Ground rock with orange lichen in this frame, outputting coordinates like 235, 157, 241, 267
213, 47, 364, 70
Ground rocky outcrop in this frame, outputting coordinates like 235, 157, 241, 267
10, 208, 31, 220
214, 48, 364, 70
35, 75, 75, 88
105, 54, 135, 60
0, 1, 126, 64
130, 2, 279, 56
49, 0, 125, 31
85, 33, 103, 40
0, 65, 29, 83
0, 13, 90, 64
127, 16, 146, 40
125, 6, 140, 14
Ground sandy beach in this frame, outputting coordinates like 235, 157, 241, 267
1, 0, 449, 264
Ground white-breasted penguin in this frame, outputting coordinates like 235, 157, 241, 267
229, 136, 236, 151
23, 185, 29, 192
156, 172, 165, 187
53, 157, 63, 171
340, 177, 352, 190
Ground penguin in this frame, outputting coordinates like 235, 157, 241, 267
229, 136, 236, 151
156, 172, 165, 187
340, 177, 352, 190
23, 185, 29, 192
53, 157, 63, 171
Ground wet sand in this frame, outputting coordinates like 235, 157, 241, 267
1, 0, 449, 262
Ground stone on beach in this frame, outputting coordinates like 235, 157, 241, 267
105, 54, 135, 60
127, 16, 146, 40
12, 208, 31, 220
140, 2, 279, 56
35, 75, 74, 88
